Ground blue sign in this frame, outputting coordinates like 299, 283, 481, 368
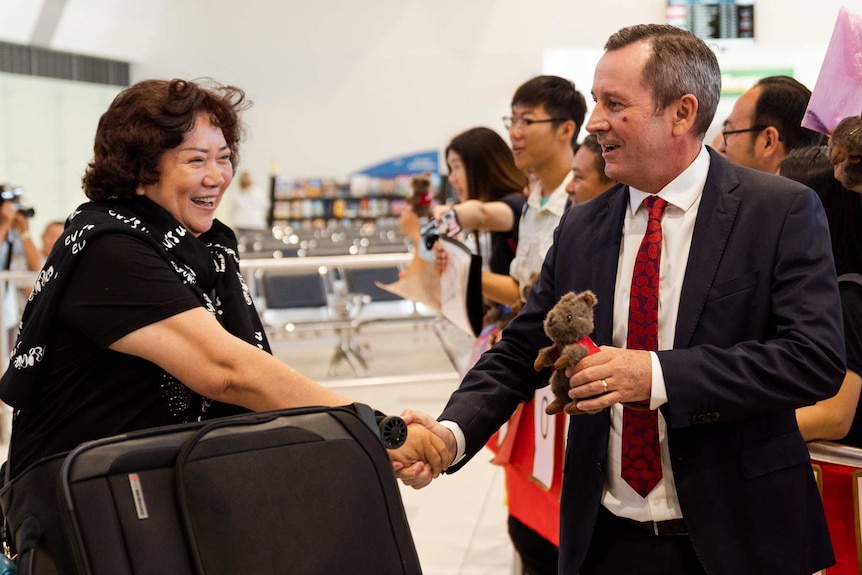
353, 149, 440, 178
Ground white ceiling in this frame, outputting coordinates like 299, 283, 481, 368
0, 0, 168, 61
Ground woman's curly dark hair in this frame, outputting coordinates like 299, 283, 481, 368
82, 78, 250, 200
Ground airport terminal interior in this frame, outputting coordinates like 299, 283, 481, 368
0, 0, 861, 574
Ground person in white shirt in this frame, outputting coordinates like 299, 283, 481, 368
226, 170, 269, 233
432, 75, 587, 575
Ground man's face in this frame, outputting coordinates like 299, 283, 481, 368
719, 86, 763, 169
566, 146, 611, 205
508, 103, 565, 173
586, 41, 679, 193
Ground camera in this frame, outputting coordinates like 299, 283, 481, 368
0, 185, 35, 218
420, 219, 439, 250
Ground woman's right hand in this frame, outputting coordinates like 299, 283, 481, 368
398, 205, 421, 244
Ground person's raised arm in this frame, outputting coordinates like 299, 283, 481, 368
0, 202, 16, 245
398, 205, 422, 245
14, 214, 43, 272
432, 200, 516, 232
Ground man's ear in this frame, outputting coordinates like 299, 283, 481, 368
556, 119, 576, 145
760, 126, 783, 157
671, 94, 699, 136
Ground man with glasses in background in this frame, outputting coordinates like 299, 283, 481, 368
497, 75, 586, 575
718, 75, 824, 173
502, 76, 584, 307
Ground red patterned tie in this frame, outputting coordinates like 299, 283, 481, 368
621, 195, 667, 497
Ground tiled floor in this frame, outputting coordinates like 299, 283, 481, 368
271, 320, 518, 575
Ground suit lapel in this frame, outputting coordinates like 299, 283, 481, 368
590, 185, 628, 346
674, 151, 741, 348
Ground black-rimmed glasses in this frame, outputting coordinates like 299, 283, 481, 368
721, 125, 767, 146
503, 116, 568, 131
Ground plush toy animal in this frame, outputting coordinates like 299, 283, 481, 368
533, 290, 599, 415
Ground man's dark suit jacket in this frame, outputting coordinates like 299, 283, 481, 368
440, 149, 846, 574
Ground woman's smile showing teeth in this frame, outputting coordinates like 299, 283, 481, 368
193, 197, 216, 208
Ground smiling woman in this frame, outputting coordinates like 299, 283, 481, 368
0, 78, 448, 572
135, 112, 233, 236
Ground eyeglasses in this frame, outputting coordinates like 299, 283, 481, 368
721, 125, 767, 147
503, 116, 568, 132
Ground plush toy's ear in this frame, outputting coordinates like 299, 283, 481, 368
580, 290, 597, 308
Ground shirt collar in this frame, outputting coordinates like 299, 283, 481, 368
628, 145, 710, 214
528, 171, 573, 215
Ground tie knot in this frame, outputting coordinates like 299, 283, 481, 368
643, 195, 668, 221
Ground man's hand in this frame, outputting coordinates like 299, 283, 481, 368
565, 346, 653, 412
390, 409, 455, 489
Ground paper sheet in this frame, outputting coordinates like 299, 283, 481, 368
532, 386, 556, 490
375, 252, 441, 311
438, 236, 476, 336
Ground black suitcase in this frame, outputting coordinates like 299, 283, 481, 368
1, 404, 421, 575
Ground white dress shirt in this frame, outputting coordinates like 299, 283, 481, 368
603, 145, 709, 521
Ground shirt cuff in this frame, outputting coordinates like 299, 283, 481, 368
649, 350, 669, 409
439, 420, 466, 464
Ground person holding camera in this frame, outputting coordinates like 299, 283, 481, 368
11, 214, 54, 274
0, 201, 40, 351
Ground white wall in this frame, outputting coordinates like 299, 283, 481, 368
135, 0, 851, 189
0, 0, 855, 226
135, 0, 546, 190
0, 73, 120, 234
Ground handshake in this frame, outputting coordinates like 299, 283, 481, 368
388, 410, 456, 489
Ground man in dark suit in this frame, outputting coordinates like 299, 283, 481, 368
395, 23, 845, 575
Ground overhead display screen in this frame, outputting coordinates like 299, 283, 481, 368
666, 1, 755, 44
